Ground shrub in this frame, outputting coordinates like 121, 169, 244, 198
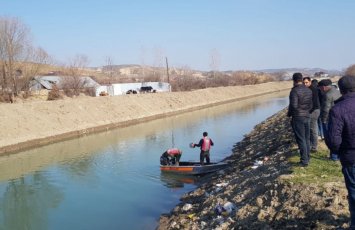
84, 87, 96, 96
47, 85, 62, 100
0, 92, 14, 103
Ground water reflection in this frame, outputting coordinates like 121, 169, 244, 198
159, 173, 202, 189
0, 172, 64, 230
60, 155, 100, 186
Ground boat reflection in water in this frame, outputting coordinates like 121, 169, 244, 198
160, 172, 205, 189
160, 161, 229, 175
160, 166, 224, 189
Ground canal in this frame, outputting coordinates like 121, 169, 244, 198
0, 92, 289, 230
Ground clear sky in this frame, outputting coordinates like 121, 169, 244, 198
1, 0, 354, 71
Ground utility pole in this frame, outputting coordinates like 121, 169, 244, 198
165, 57, 170, 84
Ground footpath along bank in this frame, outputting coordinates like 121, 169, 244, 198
158, 109, 349, 229
0, 81, 291, 155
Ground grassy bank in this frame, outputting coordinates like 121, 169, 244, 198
286, 143, 343, 184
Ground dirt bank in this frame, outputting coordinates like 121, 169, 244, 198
0, 81, 291, 155
157, 109, 348, 229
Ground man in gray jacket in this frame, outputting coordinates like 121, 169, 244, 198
303, 77, 320, 152
287, 73, 313, 167
318, 79, 341, 160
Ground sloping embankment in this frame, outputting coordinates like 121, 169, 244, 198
158, 108, 348, 229
0, 81, 291, 155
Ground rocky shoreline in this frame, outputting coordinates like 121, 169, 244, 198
158, 108, 349, 229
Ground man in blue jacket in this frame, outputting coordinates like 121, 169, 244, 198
326, 75, 355, 228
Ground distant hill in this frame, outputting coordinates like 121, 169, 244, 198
255, 68, 343, 76
87, 64, 344, 81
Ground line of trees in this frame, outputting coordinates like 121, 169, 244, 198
171, 71, 276, 91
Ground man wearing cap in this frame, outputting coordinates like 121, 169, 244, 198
287, 73, 313, 167
318, 78, 341, 160
325, 75, 355, 228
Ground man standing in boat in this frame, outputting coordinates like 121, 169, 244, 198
192, 131, 214, 165
160, 148, 182, 166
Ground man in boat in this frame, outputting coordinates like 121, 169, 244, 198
160, 148, 182, 166
192, 131, 214, 165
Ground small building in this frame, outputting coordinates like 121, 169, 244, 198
29, 75, 100, 91
30, 76, 171, 97
314, 71, 329, 78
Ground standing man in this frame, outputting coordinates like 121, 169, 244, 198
312, 79, 325, 140
192, 131, 214, 165
303, 77, 321, 152
287, 73, 313, 167
318, 79, 341, 160
325, 75, 355, 228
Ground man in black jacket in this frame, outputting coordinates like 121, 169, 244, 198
287, 73, 313, 167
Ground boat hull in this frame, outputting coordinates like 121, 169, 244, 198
160, 162, 228, 175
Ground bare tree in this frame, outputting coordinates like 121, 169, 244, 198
20, 47, 51, 92
65, 54, 89, 76
0, 17, 51, 101
140, 45, 146, 78
0, 17, 31, 97
209, 48, 220, 77
152, 46, 165, 81
345, 64, 355, 77
176, 65, 193, 76
104, 56, 114, 80
61, 54, 89, 96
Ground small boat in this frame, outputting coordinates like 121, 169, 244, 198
160, 161, 228, 175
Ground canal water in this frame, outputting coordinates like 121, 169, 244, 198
0, 92, 289, 230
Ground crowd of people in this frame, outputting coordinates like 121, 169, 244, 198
288, 73, 355, 228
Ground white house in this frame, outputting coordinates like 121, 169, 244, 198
95, 82, 171, 96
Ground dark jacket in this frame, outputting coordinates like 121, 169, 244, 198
309, 85, 320, 111
287, 84, 313, 117
325, 92, 355, 166
320, 86, 341, 123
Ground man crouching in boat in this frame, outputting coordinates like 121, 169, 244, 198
160, 148, 182, 166
192, 131, 214, 165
